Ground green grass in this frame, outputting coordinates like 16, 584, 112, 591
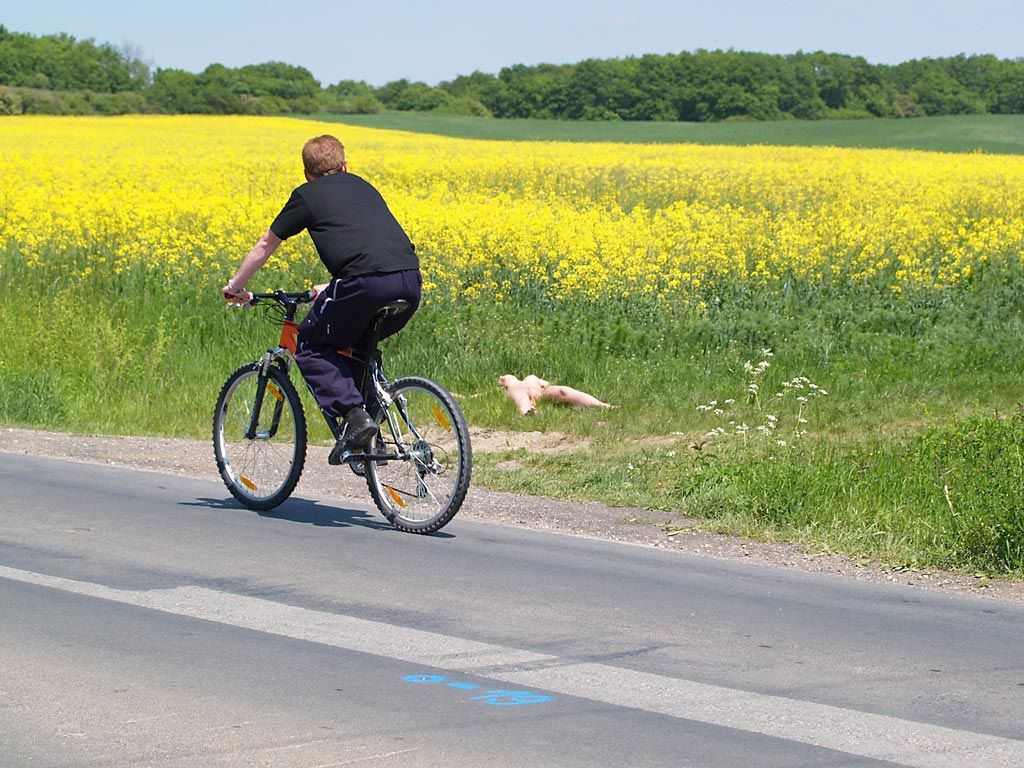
304, 112, 1024, 154
474, 412, 1024, 574
3, 252, 1023, 576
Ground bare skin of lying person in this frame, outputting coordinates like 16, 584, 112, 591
498, 374, 615, 415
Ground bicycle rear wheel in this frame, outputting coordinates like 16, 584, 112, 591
366, 376, 472, 533
213, 362, 306, 511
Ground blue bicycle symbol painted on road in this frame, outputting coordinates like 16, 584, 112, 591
403, 674, 553, 706
467, 690, 553, 706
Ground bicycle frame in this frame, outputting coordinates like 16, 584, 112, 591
245, 291, 416, 465
330, 334, 423, 467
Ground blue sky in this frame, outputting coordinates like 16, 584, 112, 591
4, 0, 1021, 86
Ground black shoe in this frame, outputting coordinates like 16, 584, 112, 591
328, 407, 377, 466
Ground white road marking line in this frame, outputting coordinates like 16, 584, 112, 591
2, 564, 1021, 768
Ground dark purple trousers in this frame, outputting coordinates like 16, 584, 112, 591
294, 269, 421, 418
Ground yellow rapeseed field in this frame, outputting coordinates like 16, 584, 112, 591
2, 115, 1024, 302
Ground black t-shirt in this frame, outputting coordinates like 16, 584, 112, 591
269, 172, 418, 279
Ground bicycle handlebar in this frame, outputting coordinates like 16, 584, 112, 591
249, 290, 315, 305
225, 289, 315, 309
224, 289, 315, 318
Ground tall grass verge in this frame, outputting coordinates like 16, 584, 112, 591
675, 414, 1024, 573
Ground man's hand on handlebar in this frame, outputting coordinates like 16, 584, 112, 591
221, 282, 252, 305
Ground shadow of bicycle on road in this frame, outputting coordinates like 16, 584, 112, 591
181, 496, 455, 537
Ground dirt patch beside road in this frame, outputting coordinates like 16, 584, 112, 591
2, 426, 1021, 602
469, 427, 590, 453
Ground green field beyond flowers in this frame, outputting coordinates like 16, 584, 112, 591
316, 112, 1024, 154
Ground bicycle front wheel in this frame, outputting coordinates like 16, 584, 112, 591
213, 362, 307, 511
366, 376, 472, 533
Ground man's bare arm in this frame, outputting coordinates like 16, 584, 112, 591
222, 229, 282, 302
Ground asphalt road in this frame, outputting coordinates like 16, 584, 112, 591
1, 452, 1022, 767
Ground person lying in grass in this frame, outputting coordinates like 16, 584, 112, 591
499, 374, 614, 415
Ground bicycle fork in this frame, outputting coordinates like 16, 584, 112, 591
245, 352, 288, 440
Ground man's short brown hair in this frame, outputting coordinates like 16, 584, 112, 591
302, 135, 346, 177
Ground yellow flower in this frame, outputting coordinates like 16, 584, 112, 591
1, 115, 1023, 303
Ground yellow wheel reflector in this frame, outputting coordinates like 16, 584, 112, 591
239, 476, 258, 491
386, 486, 407, 508
267, 384, 284, 402
431, 404, 451, 430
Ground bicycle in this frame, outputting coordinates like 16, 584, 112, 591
212, 289, 472, 534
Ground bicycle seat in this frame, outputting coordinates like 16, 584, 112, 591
377, 300, 410, 318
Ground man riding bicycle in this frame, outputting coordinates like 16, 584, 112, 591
221, 135, 421, 464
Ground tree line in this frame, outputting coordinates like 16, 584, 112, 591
2, 25, 1023, 121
